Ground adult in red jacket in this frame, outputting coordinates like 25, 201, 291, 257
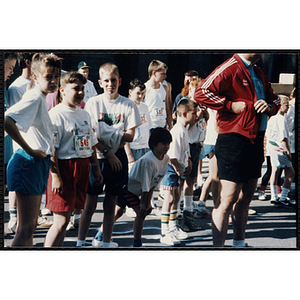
194, 53, 280, 247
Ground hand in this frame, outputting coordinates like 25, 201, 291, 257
93, 169, 103, 187
28, 149, 47, 160
231, 102, 246, 114
107, 152, 122, 172
52, 175, 63, 194
254, 100, 270, 114
138, 202, 152, 217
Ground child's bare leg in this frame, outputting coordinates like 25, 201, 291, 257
133, 207, 151, 240
102, 193, 118, 243
283, 167, 295, 189
11, 192, 42, 247
44, 211, 72, 247
78, 194, 98, 241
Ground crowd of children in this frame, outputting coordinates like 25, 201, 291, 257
4, 52, 296, 248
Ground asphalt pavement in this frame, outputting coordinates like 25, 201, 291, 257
2, 158, 298, 249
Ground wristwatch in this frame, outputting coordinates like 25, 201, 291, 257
103, 148, 109, 156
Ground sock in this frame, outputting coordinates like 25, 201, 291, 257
177, 192, 184, 214
94, 230, 103, 241
161, 212, 170, 235
41, 194, 46, 210
277, 186, 281, 195
74, 213, 81, 221
76, 240, 85, 247
291, 182, 296, 190
232, 240, 246, 247
279, 187, 289, 201
271, 185, 277, 200
133, 239, 142, 247
184, 195, 194, 212
197, 173, 203, 186
9, 207, 17, 219
169, 210, 177, 231
259, 185, 266, 192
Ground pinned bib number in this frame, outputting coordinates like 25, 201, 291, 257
75, 134, 92, 157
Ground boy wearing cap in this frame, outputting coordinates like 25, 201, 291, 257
77, 61, 97, 108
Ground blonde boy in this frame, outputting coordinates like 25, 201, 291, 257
77, 63, 141, 247
159, 98, 198, 246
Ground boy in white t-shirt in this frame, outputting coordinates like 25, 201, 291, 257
144, 60, 173, 130
159, 98, 198, 246
93, 127, 172, 247
77, 62, 141, 247
125, 78, 152, 169
44, 72, 102, 247
267, 95, 295, 207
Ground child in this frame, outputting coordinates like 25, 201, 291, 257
125, 78, 152, 169
93, 127, 172, 247
44, 72, 102, 247
144, 60, 172, 130
77, 62, 141, 247
267, 95, 295, 207
159, 98, 198, 246
5, 53, 62, 247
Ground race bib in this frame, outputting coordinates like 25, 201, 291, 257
74, 134, 92, 157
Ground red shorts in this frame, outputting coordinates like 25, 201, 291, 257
46, 158, 90, 212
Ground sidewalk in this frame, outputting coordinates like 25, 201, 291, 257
3, 158, 297, 249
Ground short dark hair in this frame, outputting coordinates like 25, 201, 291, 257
129, 78, 145, 91
184, 70, 199, 77
148, 127, 172, 150
18, 52, 34, 69
4, 52, 19, 63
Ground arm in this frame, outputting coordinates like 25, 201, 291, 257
170, 158, 184, 177
50, 149, 63, 193
282, 137, 292, 161
121, 127, 135, 144
124, 142, 135, 164
89, 145, 103, 186
4, 116, 47, 160
164, 82, 173, 130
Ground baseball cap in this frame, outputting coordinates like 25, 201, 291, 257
78, 61, 90, 70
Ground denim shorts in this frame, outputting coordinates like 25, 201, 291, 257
7, 148, 51, 195
160, 164, 181, 189
203, 144, 215, 158
87, 148, 128, 197
131, 148, 150, 161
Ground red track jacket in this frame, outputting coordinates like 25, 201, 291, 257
194, 54, 280, 143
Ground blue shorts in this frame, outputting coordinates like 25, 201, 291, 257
160, 164, 181, 190
131, 148, 150, 161
7, 148, 51, 195
203, 144, 215, 158
268, 146, 293, 169
87, 148, 128, 197
199, 145, 206, 160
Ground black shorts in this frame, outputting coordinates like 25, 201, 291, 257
117, 191, 140, 209
215, 132, 264, 183
87, 148, 128, 197
181, 142, 202, 179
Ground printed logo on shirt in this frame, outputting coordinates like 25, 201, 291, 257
140, 113, 146, 123
154, 108, 164, 117
98, 112, 123, 126
243, 79, 249, 86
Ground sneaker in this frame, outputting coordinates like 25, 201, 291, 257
182, 210, 202, 232
37, 216, 53, 227
7, 217, 17, 233
150, 207, 161, 216
126, 207, 136, 218
193, 186, 202, 201
66, 221, 75, 231
160, 232, 180, 246
170, 227, 188, 240
92, 239, 118, 247
248, 208, 257, 215
258, 190, 266, 201
41, 208, 52, 216
194, 203, 211, 219
270, 198, 280, 205
278, 198, 296, 208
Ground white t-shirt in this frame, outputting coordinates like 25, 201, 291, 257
49, 103, 98, 159
188, 117, 207, 144
168, 122, 189, 171
204, 108, 218, 146
85, 94, 141, 156
83, 79, 97, 104
130, 102, 152, 149
285, 102, 295, 154
266, 113, 289, 152
5, 87, 54, 155
7, 76, 31, 107
144, 82, 167, 128
128, 151, 169, 196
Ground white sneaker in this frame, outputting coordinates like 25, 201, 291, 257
170, 227, 188, 240
258, 190, 266, 200
160, 232, 181, 246
92, 239, 118, 248
7, 217, 17, 233
41, 208, 52, 216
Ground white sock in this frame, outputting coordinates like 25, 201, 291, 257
184, 195, 194, 212
232, 240, 246, 247
279, 187, 289, 201
271, 185, 277, 200
74, 213, 81, 221
76, 240, 85, 247
41, 194, 46, 210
